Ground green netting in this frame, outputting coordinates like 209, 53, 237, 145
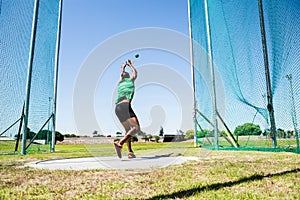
0, 0, 60, 154
189, 0, 300, 153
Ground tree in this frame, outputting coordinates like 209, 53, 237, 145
287, 130, 294, 138
277, 128, 285, 138
219, 130, 227, 137
116, 132, 123, 137
197, 129, 212, 138
55, 131, 64, 144
159, 126, 164, 136
131, 135, 138, 142
185, 129, 214, 139
27, 131, 36, 140
92, 130, 98, 137
147, 134, 153, 140
234, 123, 262, 136
64, 133, 79, 138
185, 129, 194, 139
154, 136, 160, 142
17, 129, 64, 143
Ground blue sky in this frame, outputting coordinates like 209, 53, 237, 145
57, 0, 193, 135
1, 0, 298, 138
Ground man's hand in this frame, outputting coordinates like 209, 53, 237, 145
126, 59, 137, 81
121, 63, 126, 68
126, 60, 132, 66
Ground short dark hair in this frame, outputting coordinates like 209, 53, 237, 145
122, 72, 130, 78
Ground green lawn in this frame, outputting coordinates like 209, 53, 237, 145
198, 136, 299, 153
0, 141, 299, 199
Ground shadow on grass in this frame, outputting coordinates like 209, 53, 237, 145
146, 168, 300, 200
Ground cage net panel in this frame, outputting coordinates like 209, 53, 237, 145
189, 0, 300, 152
0, 0, 60, 154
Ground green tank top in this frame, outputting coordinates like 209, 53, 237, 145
115, 78, 135, 104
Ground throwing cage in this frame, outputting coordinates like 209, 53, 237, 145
0, 0, 62, 154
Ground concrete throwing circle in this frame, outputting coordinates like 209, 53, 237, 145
25, 156, 198, 170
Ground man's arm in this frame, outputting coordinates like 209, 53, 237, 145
127, 60, 137, 81
120, 63, 126, 81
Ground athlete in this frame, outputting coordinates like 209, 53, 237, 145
114, 60, 140, 159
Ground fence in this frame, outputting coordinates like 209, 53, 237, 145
0, 0, 62, 154
189, 0, 299, 153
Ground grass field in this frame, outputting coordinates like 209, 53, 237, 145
0, 141, 299, 199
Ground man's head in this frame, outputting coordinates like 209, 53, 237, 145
121, 71, 130, 79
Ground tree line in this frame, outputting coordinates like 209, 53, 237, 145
185, 123, 297, 139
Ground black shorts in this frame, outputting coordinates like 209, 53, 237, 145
115, 102, 137, 122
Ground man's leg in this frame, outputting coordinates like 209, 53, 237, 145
118, 121, 131, 146
119, 117, 140, 151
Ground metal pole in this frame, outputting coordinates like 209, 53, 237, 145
187, 0, 198, 147
258, 0, 277, 148
21, 0, 40, 155
286, 74, 299, 153
0, 118, 21, 137
15, 103, 25, 152
217, 111, 239, 148
204, 0, 219, 149
196, 109, 214, 127
46, 97, 51, 145
26, 114, 53, 150
51, 0, 63, 152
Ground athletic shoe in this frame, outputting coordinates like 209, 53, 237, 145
113, 142, 122, 158
128, 152, 136, 159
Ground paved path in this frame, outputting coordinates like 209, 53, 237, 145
25, 156, 198, 170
